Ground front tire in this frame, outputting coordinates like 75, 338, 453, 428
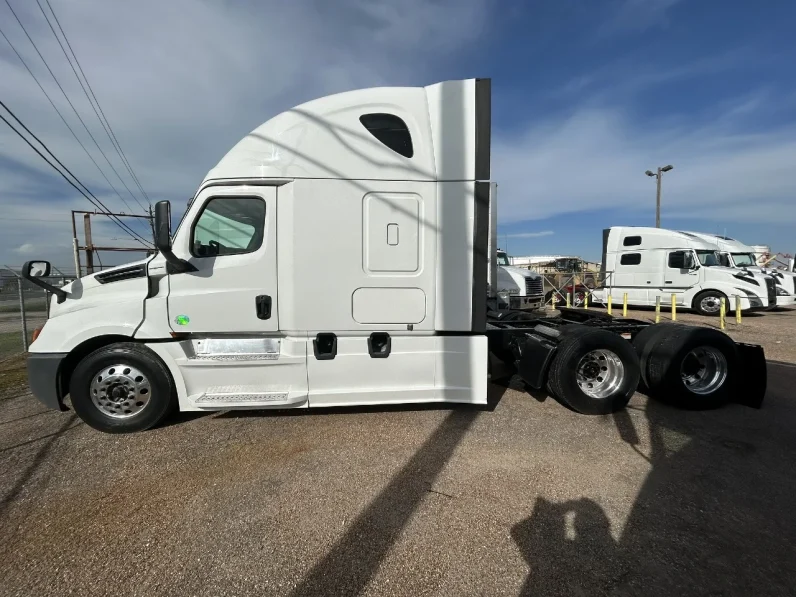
69, 342, 177, 433
692, 290, 727, 316
546, 327, 640, 414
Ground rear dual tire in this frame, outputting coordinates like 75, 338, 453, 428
631, 323, 737, 408
546, 327, 640, 414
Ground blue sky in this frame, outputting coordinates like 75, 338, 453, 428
1, 0, 794, 268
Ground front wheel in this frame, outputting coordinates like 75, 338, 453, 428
69, 342, 177, 433
692, 290, 727, 316
546, 327, 641, 414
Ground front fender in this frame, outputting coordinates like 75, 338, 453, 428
28, 295, 145, 354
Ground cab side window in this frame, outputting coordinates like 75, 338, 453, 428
191, 197, 266, 257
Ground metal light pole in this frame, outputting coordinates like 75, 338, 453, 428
645, 165, 673, 228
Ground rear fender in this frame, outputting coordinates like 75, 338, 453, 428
733, 343, 766, 408
514, 333, 557, 390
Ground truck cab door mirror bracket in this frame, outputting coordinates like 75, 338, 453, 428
154, 200, 197, 274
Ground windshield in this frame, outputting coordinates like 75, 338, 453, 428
497, 252, 510, 266
696, 250, 720, 266
731, 253, 756, 267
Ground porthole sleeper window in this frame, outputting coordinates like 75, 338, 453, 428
359, 113, 414, 158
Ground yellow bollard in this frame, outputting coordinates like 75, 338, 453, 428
735, 295, 741, 324
655, 296, 661, 323
584, 292, 589, 309
720, 297, 726, 330
607, 294, 612, 316
671, 293, 677, 322
566, 292, 571, 308
623, 293, 628, 317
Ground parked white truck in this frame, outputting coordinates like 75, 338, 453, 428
492, 250, 544, 310
23, 80, 765, 432
593, 226, 776, 315
679, 232, 796, 307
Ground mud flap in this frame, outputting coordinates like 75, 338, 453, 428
514, 334, 557, 390
733, 343, 766, 409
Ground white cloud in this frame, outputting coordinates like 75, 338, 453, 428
502, 230, 555, 239
0, 0, 491, 264
493, 106, 796, 225
13, 243, 35, 255
598, 0, 685, 36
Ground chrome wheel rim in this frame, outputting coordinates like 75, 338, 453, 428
680, 346, 728, 395
700, 296, 722, 313
576, 349, 625, 399
90, 364, 151, 418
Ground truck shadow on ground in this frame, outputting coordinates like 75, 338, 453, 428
511, 361, 796, 597
0, 413, 80, 517
290, 408, 480, 597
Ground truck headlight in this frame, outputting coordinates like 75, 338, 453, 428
776, 286, 790, 296
497, 291, 510, 301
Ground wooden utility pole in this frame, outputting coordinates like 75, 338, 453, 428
84, 213, 95, 274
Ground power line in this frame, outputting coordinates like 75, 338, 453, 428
0, 100, 153, 246
0, 110, 151, 247
1, 0, 150, 229
0, 22, 150, 239
36, 0, 152, 208
0, 103, 153, 247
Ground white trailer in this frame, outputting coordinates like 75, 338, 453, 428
23, 79, 766, 433
593, 226, 776, 315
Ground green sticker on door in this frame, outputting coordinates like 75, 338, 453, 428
174, 315, 190, 326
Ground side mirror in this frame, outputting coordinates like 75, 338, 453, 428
21, 260, 67, 303
25, 261, 51, 278
153, 200, 196, 274
684, 252, 699, 270
154, 200, 172, 251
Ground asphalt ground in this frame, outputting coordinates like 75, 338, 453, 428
2, 353, 795, 596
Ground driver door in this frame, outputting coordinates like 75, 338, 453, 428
659, 250, 699, 306
167, 186, 278, 333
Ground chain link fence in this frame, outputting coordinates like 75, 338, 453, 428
0, 274, 71, 361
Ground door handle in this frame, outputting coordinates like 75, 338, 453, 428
255, 295, 272, 320
665, 281, 673, 284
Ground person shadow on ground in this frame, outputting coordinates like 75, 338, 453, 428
512, 497, 627, 597
511, 365, 796, 597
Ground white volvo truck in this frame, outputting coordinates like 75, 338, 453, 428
679, 232, 796, 307
23, 79, 766, 433
593, 227, 776, 315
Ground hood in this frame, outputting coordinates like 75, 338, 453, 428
495, 267, 521, 294
49, 258, 152, 319
501, 265, 541, 279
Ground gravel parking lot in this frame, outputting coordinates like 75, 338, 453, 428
2, 310, 796, 596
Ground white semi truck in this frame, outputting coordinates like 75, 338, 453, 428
679, 232, 796, 307
593, 227, 777, 315
493, 250, 544, 311
23, 79, 765, 433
